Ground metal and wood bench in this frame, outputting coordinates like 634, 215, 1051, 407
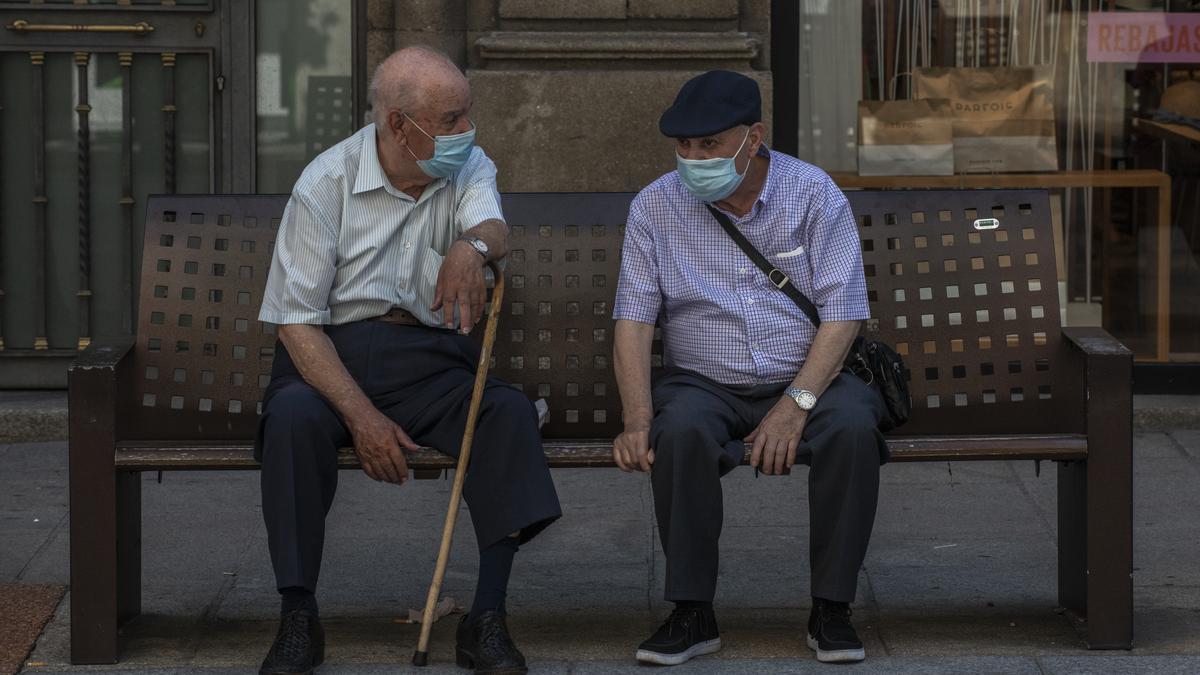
68, 190, 1133, 663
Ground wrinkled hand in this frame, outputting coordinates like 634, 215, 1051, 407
432, 242, 486, 333
348, 408, 419, 484
746, 400, 807, 476
613, 427, 654, 473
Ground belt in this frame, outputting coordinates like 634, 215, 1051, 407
375, 307, 427, 327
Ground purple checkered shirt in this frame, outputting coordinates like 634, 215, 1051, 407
614, 149, 870, 386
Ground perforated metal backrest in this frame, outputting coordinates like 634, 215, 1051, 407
488, 194, 639, 439
127, 195, 286, 440
495, 190, 1081, 438
126, 190, 1081, 442
848, 190, 1080, 436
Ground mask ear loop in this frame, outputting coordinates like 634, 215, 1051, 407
400, 112, 435, 163
734, 127, 753, 178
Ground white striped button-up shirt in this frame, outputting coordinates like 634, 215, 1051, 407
614, 149, 870, 386
259, 124, 504, 328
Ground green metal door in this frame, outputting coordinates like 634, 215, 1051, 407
0, 0, 253, 387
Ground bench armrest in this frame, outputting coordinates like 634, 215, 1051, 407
1062, 326, 1132, 360
71, 337, 136, 372
69, 337, 135, 460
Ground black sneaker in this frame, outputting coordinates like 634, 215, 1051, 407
806, 598, 865, 663
635, 605, 722, 666
455, 610, 528, 674
259, 609, 325, 675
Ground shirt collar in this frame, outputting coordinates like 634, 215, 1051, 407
352, 124, 388, 195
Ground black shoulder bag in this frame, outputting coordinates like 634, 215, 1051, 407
705, 205, 911, 431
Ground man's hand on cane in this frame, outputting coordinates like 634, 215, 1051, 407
432, 242, 487, 334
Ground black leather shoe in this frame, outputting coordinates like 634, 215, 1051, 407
259, 609, 325, 675
806, 598, 865, 663
635, 605, 721, 666
455, 610, 528, 674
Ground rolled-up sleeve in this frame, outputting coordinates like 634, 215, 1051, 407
613, 200, 662, 325
456, 149, 505, 232
258, 191, 339, 325
806, 180, 870, 323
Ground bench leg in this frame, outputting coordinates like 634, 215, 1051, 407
1057, 459, 1087, 616
69, 468, 120, 664
1082, 423, 1133, 648
116, 471, 142, 623
1058, 340, 1133, 649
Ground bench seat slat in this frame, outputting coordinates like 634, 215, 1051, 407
113, 435, 1087, 471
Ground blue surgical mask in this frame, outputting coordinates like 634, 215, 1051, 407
675, 129, 751, 202
404, 113, 476, 178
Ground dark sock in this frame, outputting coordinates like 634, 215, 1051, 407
280, 587, 318, 616
674, 600, 712, 612
470, 536, 519, 619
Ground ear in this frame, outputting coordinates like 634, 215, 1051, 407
387, 110, 407, 143
748, 122, 766, 154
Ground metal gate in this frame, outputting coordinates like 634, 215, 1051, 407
0, 0, 254, 387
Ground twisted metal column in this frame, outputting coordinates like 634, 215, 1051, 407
119, 52, 134, 336
162, 52, 176, 194
32, 51, 47, 350
75, 51, 93, 350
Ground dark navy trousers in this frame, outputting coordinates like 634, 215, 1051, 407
255, 320, 562, 593
649, 369, 887, 604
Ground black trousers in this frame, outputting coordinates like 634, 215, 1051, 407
255, 321, 562, 593
649, 369, 887, 604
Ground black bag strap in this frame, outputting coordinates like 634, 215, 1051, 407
705, 204, 822, 328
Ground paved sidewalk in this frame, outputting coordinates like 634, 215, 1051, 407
3, 430, 1199, 673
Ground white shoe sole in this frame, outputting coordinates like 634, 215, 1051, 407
806, 633, 865, 663
636, 637, 722, 665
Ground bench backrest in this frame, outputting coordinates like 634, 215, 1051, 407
124, 190, 1080, 441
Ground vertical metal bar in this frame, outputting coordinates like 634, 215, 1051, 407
115, 470, 142, 623
352, 0, 368, 130
1057, 459, 1087, 614
1156, 177, 1171, 362
68, 343, 127, 664
0, 92, 5, 351
32, 51, 48, 351
76, 52, 93, 350
162, 52, 177, 195
119, 52, 135, 335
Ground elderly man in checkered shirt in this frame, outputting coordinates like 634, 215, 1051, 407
612, 71, 889, 667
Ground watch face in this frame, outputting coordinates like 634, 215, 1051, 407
465, 238, 488, 256
798, 391, 817, 410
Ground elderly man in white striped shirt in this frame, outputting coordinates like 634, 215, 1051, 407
255, 47, 560, 675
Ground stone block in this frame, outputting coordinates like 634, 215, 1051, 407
741, 0, 771, 67
393, 29, 468, 68
499, 0, 626, 20
366, 29, 394, 80
467, 69, 772, 193
394, 0, 467, 32
467, 0, 498, 31
473, 30, 760, 66
367, 0, 393, 30
628, 0, 738, 19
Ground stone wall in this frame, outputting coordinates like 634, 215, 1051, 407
368, 0, 772, 193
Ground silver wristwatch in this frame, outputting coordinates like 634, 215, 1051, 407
458, 235, 489, 261
785, 387, 818, 411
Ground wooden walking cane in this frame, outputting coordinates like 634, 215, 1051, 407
413, 260, 505, 667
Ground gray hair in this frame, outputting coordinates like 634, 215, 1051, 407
367, 45, 460, 127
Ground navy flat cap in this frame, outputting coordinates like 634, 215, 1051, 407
659, 70, 762, 138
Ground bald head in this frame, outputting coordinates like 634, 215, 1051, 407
369, 46, 467, 127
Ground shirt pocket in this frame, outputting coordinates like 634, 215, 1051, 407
751, 239, 808, 291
